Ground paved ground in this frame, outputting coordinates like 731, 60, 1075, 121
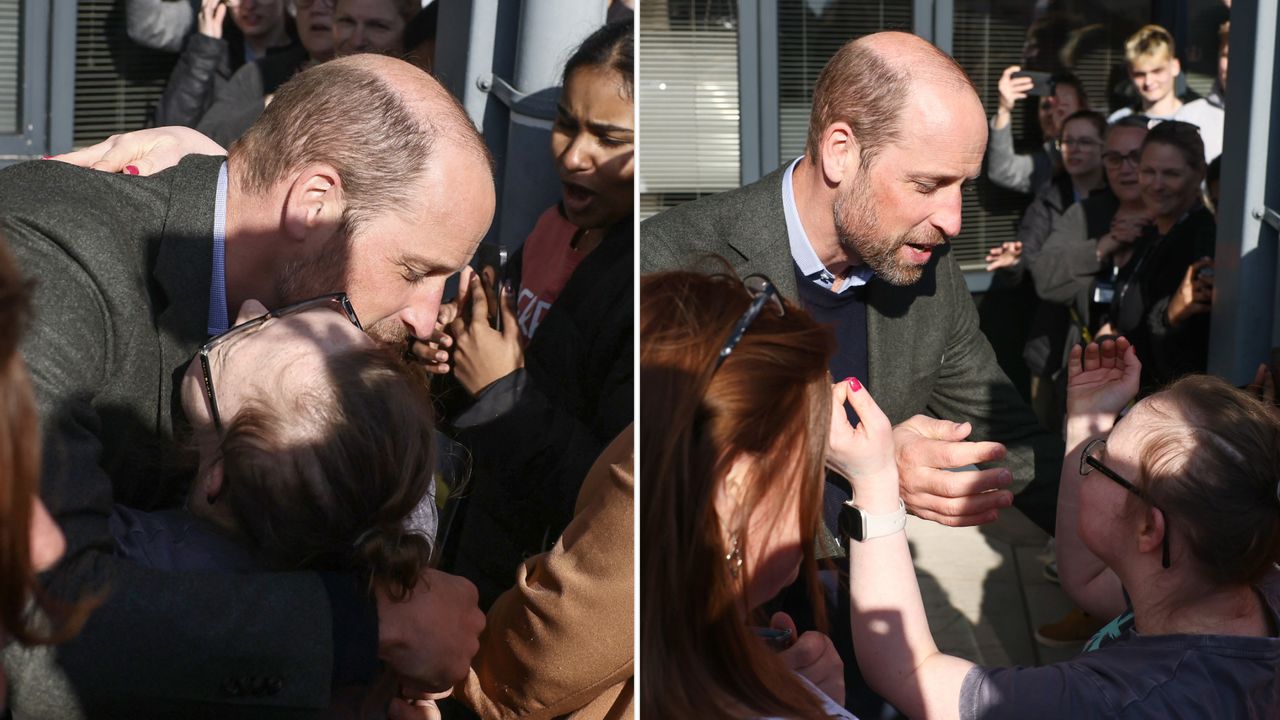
909, 508, 1083, 668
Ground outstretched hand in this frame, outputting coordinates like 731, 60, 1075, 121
1066, 338, 1140, 424
826, 378, 898, 505
47, 126, 226, 176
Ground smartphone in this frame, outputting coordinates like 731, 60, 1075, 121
751, 626, 794, 651
1012, 70, 1054, 97
474, 243, 509, 332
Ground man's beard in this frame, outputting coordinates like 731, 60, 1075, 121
833, 174, 944, 287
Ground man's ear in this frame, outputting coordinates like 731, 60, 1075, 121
281, 163, 345, 243
819, 121, 861, 187
1170, 57, 1182, 78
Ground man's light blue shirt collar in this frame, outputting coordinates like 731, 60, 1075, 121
781, 157, 873, 294
208, 162, 230, 336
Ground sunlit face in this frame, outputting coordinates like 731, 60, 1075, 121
1129, 54, 1180, 106
1060, 117, 1103, 179
1076, 401, 1153, 564
833, 82, 986, 286
274, 144, 495, 346
230, 0, 285, 41
1139, 141, 1201, 222
296, 0, 336, 62
1102, 126, 1148, 203
334, 0, 406, 57
551, 66, 635, 231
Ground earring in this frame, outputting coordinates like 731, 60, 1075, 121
726, 533, 744, 578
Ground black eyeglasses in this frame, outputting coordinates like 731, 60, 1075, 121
713, 274, 784, 371
1080, 437, 1170, 569
1102, 150, 1143, 169
198, 293, 363, 432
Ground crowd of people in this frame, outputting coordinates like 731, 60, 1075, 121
1, 3, 633, 719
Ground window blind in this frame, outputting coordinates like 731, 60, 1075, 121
0, 0, 20, 134
776, 0, 912, 163
638, 0, 741, 220
75, 0, 179, 146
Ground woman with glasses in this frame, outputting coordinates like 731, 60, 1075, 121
641, 270, 852, 719
1029, 117, 1152, 380
110, 295, 442, 597
1102, 120, 1216, 391
842, 336, 1280, 718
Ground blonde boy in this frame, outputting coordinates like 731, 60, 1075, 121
1108, 24, 1183, 122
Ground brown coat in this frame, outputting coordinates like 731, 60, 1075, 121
459, 427, 634, 720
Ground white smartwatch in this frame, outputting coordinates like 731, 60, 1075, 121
838, 498, 907, 542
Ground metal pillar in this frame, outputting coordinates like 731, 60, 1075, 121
436, 0, 606, 251
1207, 0, 1280, 383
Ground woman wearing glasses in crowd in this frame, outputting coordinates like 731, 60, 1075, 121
844, 336, 1280, 718
640, 271, 850, 719
109, 295, 441, 594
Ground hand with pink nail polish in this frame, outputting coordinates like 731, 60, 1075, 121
826, 378, 899, 506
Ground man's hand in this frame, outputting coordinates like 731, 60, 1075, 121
890, 416, 1013, 527
769, 612, 844, 707
984, 241, 1023, 272
1166, 258, 1213, 328
198, 0, 226, 39
376, 569, 485, 693
48, 127, 226, 176
447, 267, 523, 395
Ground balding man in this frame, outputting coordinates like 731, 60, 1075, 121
0, 55, 493, 715
642, 33, 1062, 711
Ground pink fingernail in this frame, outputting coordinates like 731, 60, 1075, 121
849, 377, 862, 392
124, 165, 139, 175
40, 154, 52, 160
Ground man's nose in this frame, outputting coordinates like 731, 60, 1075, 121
402, 287, 444, 340
933, 190, 964, 239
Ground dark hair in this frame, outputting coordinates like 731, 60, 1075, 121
1051, 72, 1089, 109
1207, 154, 1222, 186
231, 56, 490, 237
563, 19, 633, 100
219, 346, 437, 600
1061, 110, 1107, 139
806, 32, 975, 168
1108, 115, 1153, 135
640, 270, 834, 719
0, 232, 91, 645
1138, 375, 1280, 585
402, 2, 438, 52
1142, 120, 1206, 174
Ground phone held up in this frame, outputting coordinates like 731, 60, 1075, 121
1012, 70, 1054, 97
474, 243, 509, 333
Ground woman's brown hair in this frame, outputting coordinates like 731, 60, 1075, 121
640, 270, 836, 719
1137, 375, 1280, 585
0, 232, 89, 645
218, 347, 437, 599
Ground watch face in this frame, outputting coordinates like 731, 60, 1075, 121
838, 502, 864, 543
